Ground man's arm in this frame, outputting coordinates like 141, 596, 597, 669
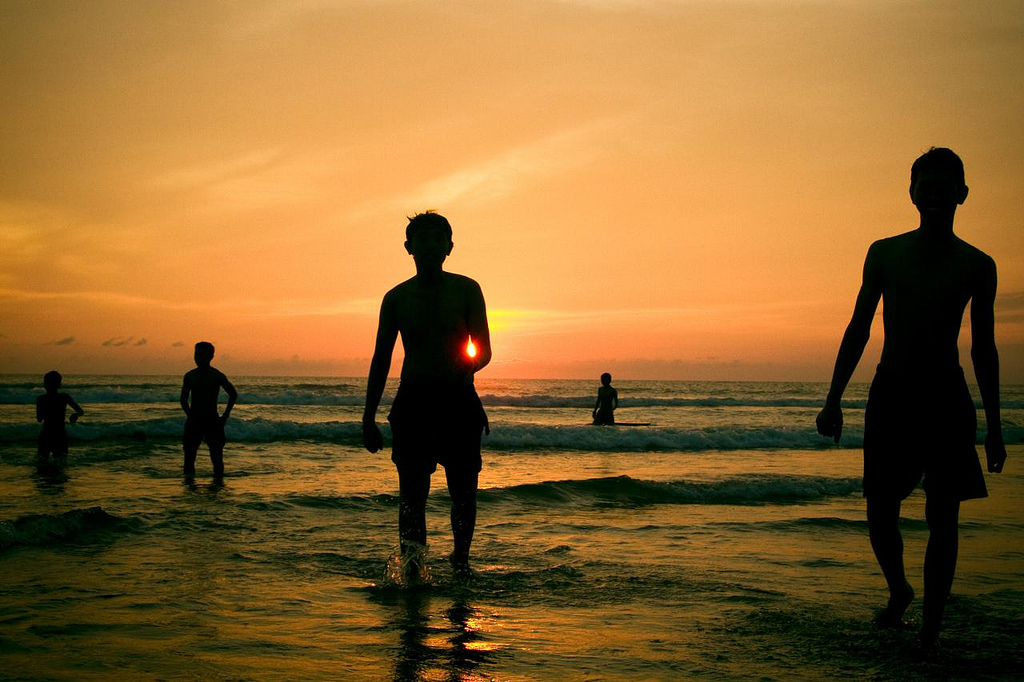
362, 293, 399, 453
180, 375, 192, 417
970, 255, 1006, 473
465, 280, 491, 374
36, 395, 44, 423
817, 243, 884, 442
220, 375, 238, 424
66, 395, 84, 424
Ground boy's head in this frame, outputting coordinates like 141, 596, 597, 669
43, 370, 62, 391
910, 147, 968, 215
194, 341, 215, 367
405, 211, 454, 268
601, 372, 612, 385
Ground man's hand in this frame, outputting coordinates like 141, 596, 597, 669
69, 413, 79, 424
985, 431, 1007, 473
363, 420, 383, 454
816, 403, 843, 444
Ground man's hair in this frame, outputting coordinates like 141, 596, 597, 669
406, 211, 452, 241
601, 372, 612, 384
911, 147, 965, 189
194, 341, 215, 355
43, 370, 62, 389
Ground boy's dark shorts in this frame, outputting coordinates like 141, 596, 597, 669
388, 381, 487, 476
183, 413, 226, 452
38, 427, 69, 457
863, 365, 987, 502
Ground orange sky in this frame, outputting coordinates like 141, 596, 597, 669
2, 1, 1022, 381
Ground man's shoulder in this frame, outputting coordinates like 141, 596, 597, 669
443, 271, 483, 292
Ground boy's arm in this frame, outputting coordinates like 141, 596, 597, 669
220, 374, 238, 424
362, 293, 399, 453
970, 255, 1006, 473
67, 395, 84, 423
180, 375, 192, 417
36, 395, 44, 422
465, 280, 492, 374
817, 243, 883, 442
612, 388, 618, 409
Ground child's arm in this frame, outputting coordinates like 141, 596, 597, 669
612, 388, 618, 410
36, 395, 44, 423
180, 376, 192, 417
817, 243, 883, 442
66, 395, 84, 424
362, 293, 399, 453
970, 255, 1006, 473
464, 280, 491, 374
220, 375, 238, 424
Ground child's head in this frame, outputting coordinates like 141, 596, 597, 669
43, 370, 62, 392
405, 211, 454, 268
406, 211, 452, 242
601, 372, 612, 386
910, 147, 968, 214
194, 341, 215, 367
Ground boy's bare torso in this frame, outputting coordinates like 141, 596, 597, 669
385, 272, 482, 383
183, 367, 228, 414
871, 230, 994, 373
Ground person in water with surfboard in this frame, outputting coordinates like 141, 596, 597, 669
592, 372, 618, 425
362, 211, 491, 580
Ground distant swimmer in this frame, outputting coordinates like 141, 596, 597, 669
592, 372, 618, 425
816, 148, 1006, 646
180, 341, 237, 480
362, 211, 491, 581
36, 370, 84, 466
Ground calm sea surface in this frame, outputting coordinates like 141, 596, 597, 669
1, 375, 1022, 680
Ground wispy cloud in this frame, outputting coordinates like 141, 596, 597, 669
171, 341, 185, 348
134, 338, 148, 347
49, 336, 76, 346
103, 336, 135, 347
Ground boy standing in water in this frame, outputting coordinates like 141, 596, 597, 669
36, 371, 84, 465
181, 341, 238, 480
592, 372, 618, 425
817, 148, 1006, 645
362, 211, 491, 578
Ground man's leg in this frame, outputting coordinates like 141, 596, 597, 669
397, 466, 431, 555
445, 465, 479, 571
209, 446, 225, 479
922, 495, 960, 643
867, 495, 914, 625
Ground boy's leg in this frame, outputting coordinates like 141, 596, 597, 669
922, 494, 960, 643
397, 466, 431, 554
444, 465, 479, 569
209, 446, 225, 479
867, 495, 914, 624
183, 446, 198, 477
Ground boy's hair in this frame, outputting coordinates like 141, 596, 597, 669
43, 370, 62, 389
194, 341, 215, 355
601, 372, 612, 384
406, 211, 452, 241
910, 147, 965, 189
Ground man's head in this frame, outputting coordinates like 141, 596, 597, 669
910, 147, 968, 217
43, 370, 62, 391
601, 372, 612, 386
194, 341, 215, 367
405, 211, 454, 269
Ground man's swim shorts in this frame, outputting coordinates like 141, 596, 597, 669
863, 365, 987, 501
388, 381, 488, 475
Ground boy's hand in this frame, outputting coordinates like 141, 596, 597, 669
69, 413, 79, 424
985, 431, 1007, 473
816, 403, 843, 443
363, 421, 383, 453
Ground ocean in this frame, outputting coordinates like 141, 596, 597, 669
1, 375, 1022, 681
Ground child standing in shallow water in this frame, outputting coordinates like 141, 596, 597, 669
36, 370, 84, 466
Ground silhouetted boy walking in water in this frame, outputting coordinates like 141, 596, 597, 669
36, 370, 84, 466
817, 148, 1006, 645
592, 372, 618, 425
181, 341, 237, 480
362, 211, 491, 579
